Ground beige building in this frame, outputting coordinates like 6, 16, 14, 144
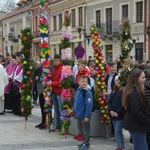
85, 0, 146, 62
0, 12, 6, 55
0, 0, 33, 57
0, 0, 150, 62
49, 0, 87, 59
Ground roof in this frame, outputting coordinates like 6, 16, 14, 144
49, 0, 62, 4
31, 0, 49, 9
17, 0, 28, 5
0, 0, 32, 21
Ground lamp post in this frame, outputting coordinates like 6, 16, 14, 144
85, 35, 91, 46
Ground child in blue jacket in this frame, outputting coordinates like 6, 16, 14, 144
73, 75, 93, 150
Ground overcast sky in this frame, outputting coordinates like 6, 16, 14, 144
0, 0, 20, 12
0, 0, 19, 5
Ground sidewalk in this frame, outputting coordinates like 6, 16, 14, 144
0, 106, 133, 150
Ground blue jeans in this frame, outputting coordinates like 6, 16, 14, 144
113, 120, 124, 148
130, 131, 148, 150
53, 94, 62, 129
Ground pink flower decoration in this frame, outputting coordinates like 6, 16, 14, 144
62, 31, 72, 40
61, 48, 72, 60
61, 88, 72, 101
60, 66, 74, 81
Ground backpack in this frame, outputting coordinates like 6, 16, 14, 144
81, 89, 98, 112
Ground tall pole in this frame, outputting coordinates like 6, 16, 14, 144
148, 0, 150, 59
144, 0, 147, 60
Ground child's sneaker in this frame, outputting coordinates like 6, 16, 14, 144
79, 144, 90, 150
74, 133, 82, 139
78, 143, 83, 148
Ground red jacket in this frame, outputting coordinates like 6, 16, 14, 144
51, 63, 63, 94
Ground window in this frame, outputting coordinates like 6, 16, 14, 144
53, 16, 57, 31
72, 9, 76, 27
78, 7, 83, 26
122, 4, 128, 19
59, 14, 62, 30
135, 43, 143, 61
35, 17, 37, 31
106, 8, 112, 34
95, 10, 101, 28
136, 1, 143, 22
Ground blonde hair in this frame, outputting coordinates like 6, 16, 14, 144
78, 59, 87, 66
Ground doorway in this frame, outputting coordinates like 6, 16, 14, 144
105, 44, 113, 63
135, 43, 143, 61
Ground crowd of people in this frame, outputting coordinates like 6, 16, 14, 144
0, 53, 150, 150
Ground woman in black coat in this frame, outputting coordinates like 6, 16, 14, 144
143, 69, 150, 150
122, 69, 150, 150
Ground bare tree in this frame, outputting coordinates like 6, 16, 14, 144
0, 1, 16, 12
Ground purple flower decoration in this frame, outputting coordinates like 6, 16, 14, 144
74, 44, 85, 59
60, 110, 71, 121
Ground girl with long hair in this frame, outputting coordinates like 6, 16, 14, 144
122, 69, 150, 150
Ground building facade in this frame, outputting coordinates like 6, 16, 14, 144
0, 0, 33, 56
48, 0, 86, 59
0, 12, 6, 55
31, 0, 50, 57
86, 0, 146, 62
0, 0, 150, 62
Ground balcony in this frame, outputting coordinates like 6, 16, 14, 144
97, 20, 122, 41
8, 33, 18, 42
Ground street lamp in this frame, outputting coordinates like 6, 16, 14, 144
146, 26, 150, 35
85, 35, 91, 46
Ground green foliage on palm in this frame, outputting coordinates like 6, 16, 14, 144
60, 76, 74, 88
61, 59, 73, 66
120, 19, 133, 63
121, 19, 131, 42
20, 26, 34, 121
60, 38, 71, 50
119, 19, 134, 86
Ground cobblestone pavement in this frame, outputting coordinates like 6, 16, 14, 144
0, 106, 133, 150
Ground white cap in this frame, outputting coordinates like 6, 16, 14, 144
115, 75, 119, 81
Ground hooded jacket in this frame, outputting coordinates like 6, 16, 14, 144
51, 62, 63, 94
73, 87, 93, 119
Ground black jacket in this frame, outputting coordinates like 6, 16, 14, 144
108, 90, 125, 120
123, 88, 150, 132
105, 72, 118, 92
144, 79, 150, 117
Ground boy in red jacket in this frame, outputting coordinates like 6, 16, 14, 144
47, 54, 63, 131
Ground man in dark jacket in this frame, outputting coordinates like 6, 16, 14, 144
103, 61, 118, 137
35, 66, 46, 129
47, 54, 63, 131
